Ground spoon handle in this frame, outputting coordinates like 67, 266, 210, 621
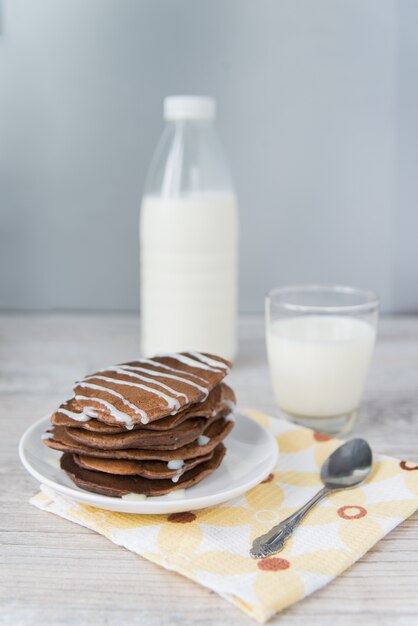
250, 486, 331, 559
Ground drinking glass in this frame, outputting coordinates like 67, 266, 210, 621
265, 285, 379, 435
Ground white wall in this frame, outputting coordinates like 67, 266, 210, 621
0, 0, 416, 313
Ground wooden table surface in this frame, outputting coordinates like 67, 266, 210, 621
1, 314, 417, 626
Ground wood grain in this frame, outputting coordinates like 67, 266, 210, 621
1, 313, 417, 626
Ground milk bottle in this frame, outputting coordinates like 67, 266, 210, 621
140, 96, 238, 360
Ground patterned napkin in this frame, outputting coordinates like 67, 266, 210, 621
30, 411, 418, 623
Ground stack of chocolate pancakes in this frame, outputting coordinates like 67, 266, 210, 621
44, 352, 235, 497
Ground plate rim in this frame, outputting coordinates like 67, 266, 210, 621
19, 412, 278, 514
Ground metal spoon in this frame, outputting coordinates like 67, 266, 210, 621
250, 438, 372, 559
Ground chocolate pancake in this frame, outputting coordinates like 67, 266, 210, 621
73, 450, 213, 479
60, 443, 226, 497
61, 415, 216, 451
52, 383, 236, 433
71, 352, 231, 428
45, 418, 234, 461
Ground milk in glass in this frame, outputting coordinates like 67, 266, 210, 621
266, 315, 376, 418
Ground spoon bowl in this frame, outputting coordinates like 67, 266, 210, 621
321, 438, 373, 489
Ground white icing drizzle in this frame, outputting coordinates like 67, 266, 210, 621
224, 399, 236, 412
188, 351, 230, 371
70, 351, 225, 431
47, 457, 60, 468
83, 375, 181, 411
57, 408, 91, 423
99, 366, 189, 402
167, 459, 185, 470
140, 359, 208, 383
171, 474, 180, 483
121, 493, 147, 501
75, 383, 147, 423
166, 489, 186, 499
156, 352, 224, 374
226, 413, 236, 422
75, 394, 136, 429
41, 432, 53, 440
120, 364, 209, 398
197, 435, 210, 446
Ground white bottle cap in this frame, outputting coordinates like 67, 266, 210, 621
164, 96, 216, 121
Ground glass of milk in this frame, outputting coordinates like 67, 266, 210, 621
266, 285, 379, 435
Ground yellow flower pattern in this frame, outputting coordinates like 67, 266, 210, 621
31, 411, 418, 624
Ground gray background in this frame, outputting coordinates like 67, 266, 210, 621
1, 0, 417, 313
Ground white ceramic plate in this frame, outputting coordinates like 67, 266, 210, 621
19, 413, 278, 514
